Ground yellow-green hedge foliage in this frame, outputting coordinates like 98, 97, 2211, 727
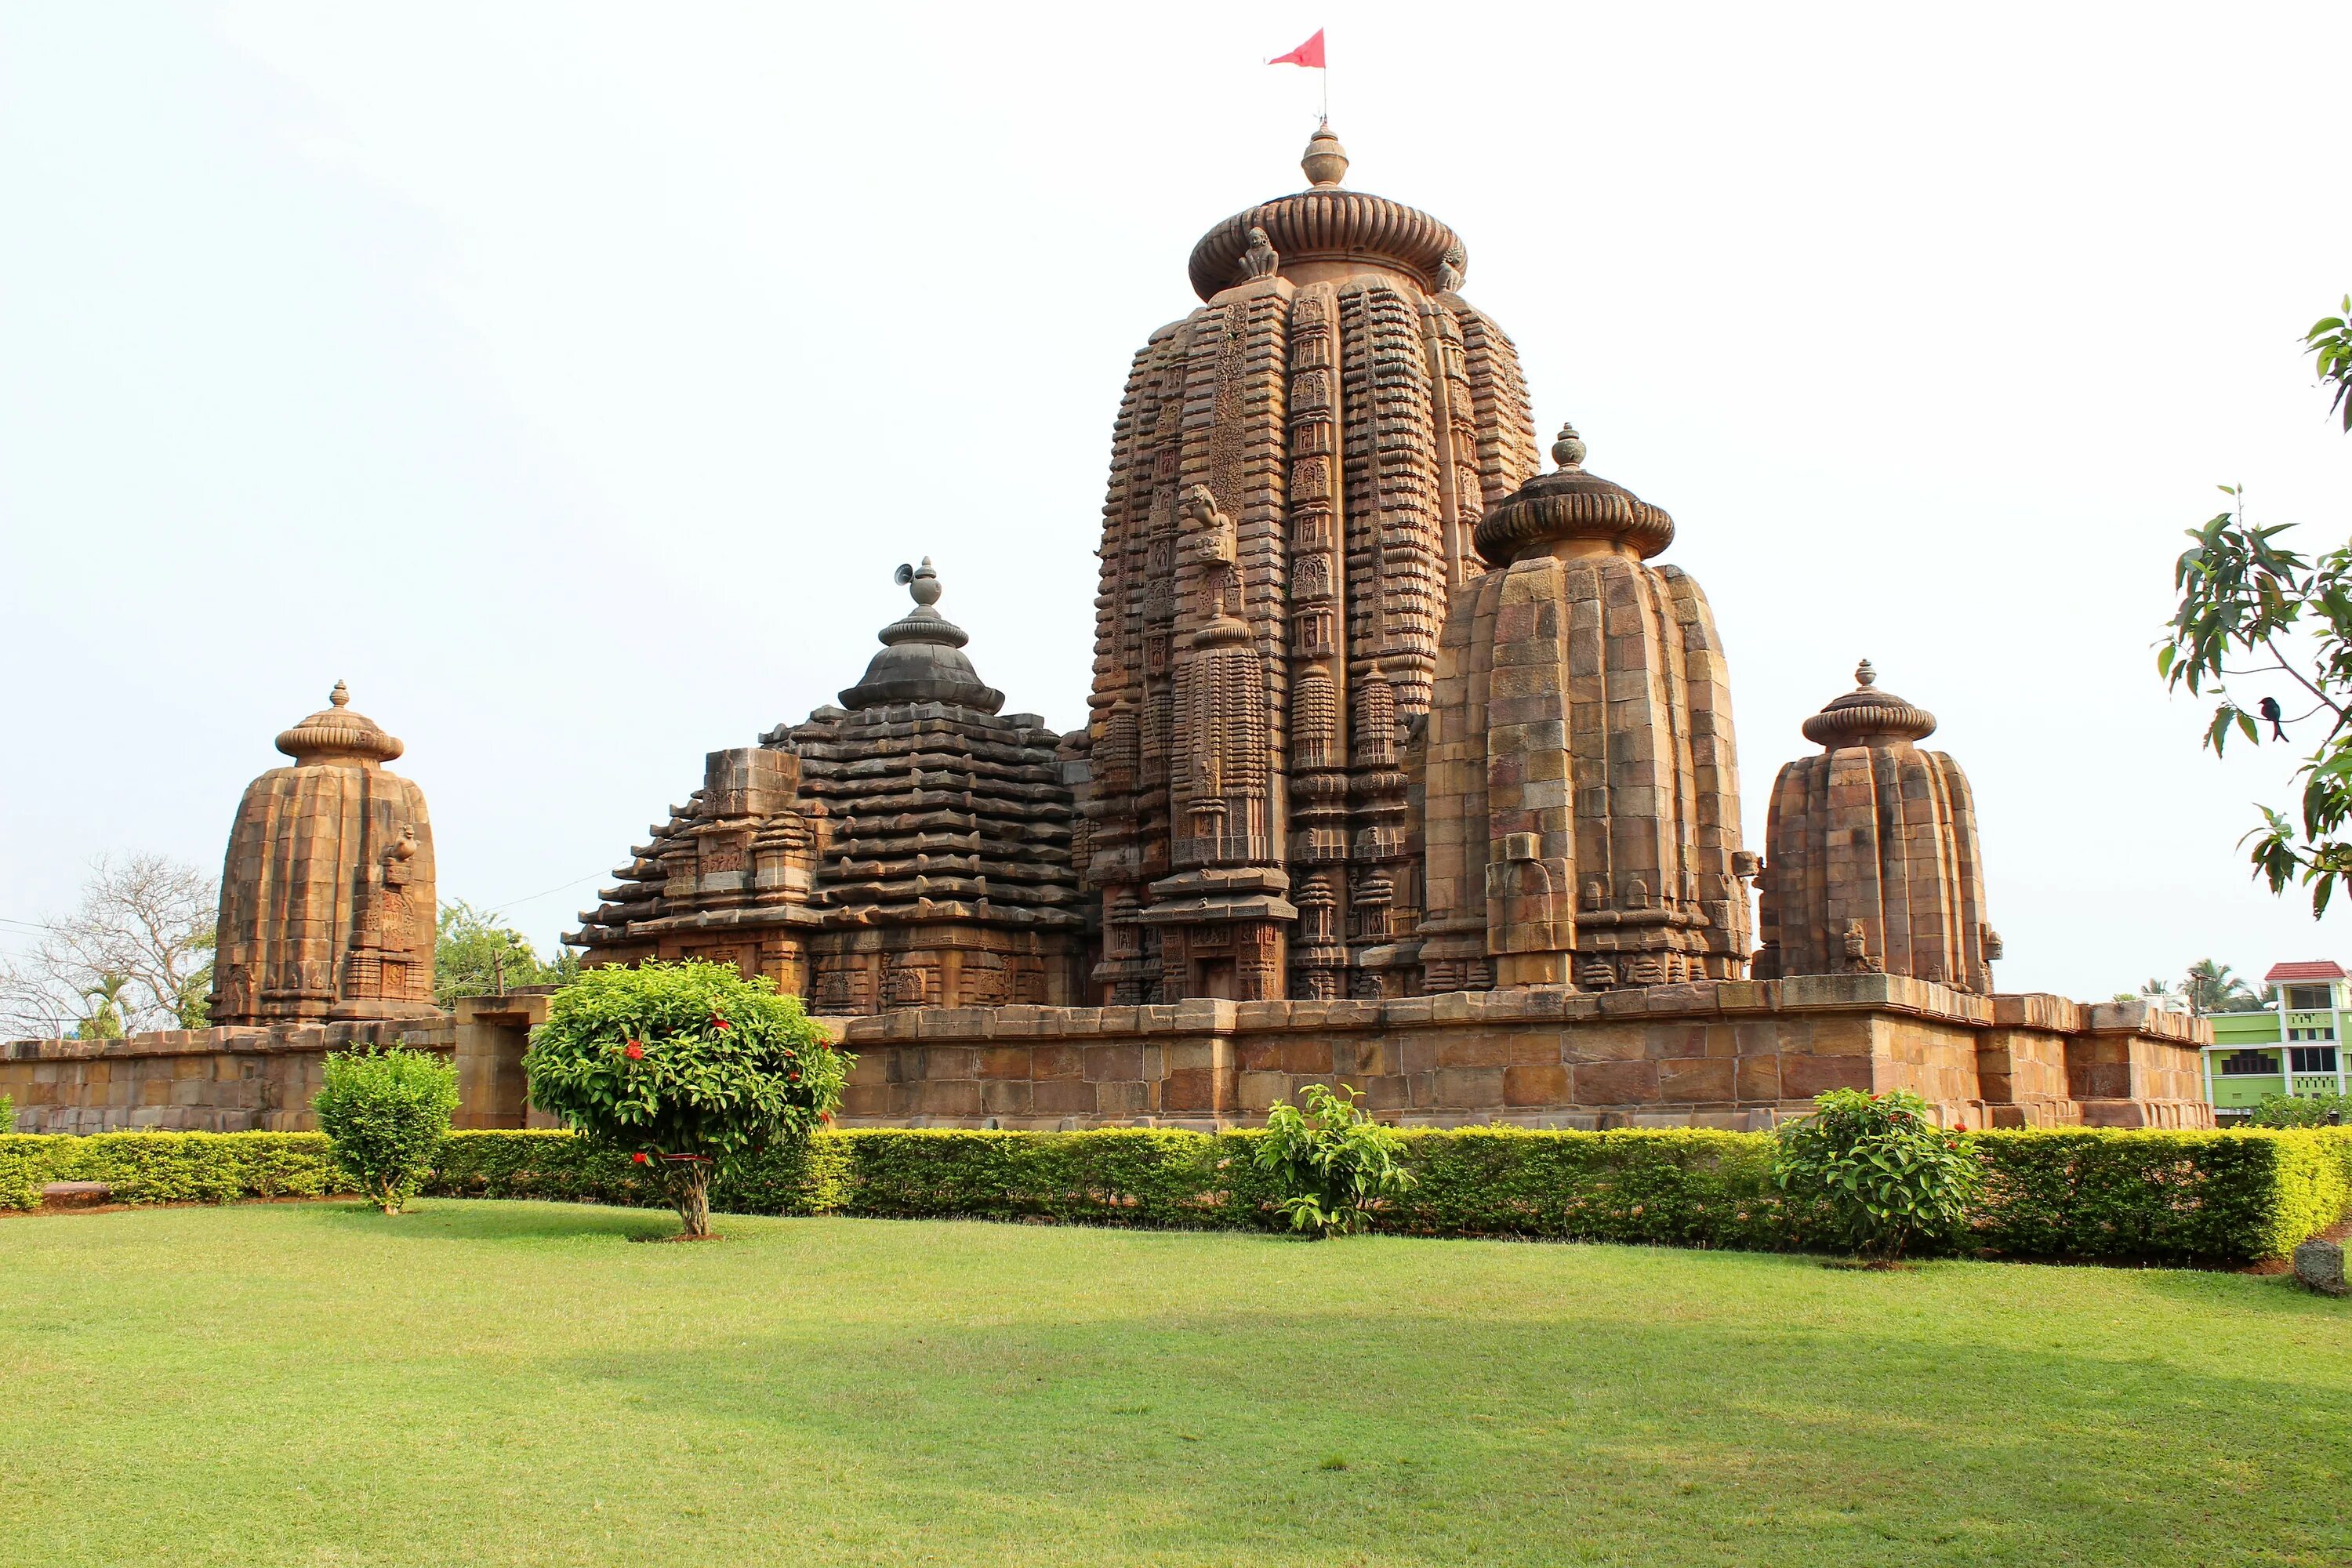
5, 1125, 2347, 1265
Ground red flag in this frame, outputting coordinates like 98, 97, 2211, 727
1269, 29, 1325, 69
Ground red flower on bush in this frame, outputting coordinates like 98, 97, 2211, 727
710, 1015, 731, 1031
624, 1041, 644, 1060
632, 1152, 650, 1165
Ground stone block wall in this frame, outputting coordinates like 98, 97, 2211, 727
2, 1018, 454, 1134
837, 975, 2212, 1132
8, 978, 2212, 1137
4, 991, 559, 1134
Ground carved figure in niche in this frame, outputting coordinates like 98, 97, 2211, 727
1841, 920, 1883, 975
1171, 485, 1269, 862
1294, 553, 1331, 601
1240, 225, 1279, 280
885, 960, 933, 1009
1624, 877, 1650, 912
1582, 878, 1604, 913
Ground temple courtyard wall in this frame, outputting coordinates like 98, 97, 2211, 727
832, 976, 2212, 1132
1, 994, 554, 1134
5, 979, 2210, 1135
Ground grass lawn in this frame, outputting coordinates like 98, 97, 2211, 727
1, 1202, 2346, 1566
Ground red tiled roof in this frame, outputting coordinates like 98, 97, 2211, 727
2264, 960, 2347, 982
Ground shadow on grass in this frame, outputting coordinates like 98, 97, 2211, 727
541, 1295, 2352, 1567
307, 1199, 691, 1244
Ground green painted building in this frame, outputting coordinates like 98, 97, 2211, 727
2201, 960, 2349, 1121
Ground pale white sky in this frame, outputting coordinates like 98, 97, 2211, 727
4, 2, 2348, 1000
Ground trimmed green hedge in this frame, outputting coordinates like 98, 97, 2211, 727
0, 1132, 339, 1209
8, 1126, 2348, 1266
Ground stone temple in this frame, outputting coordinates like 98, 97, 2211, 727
5, 126, 2212, 1138
210, 683, 438, 1025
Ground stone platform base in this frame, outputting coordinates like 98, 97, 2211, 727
835, 975, 2213, 1132
7, 976, 2211, 1137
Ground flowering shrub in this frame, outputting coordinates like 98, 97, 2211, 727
1773, 1089, 1980, 1261
522, 960, 847, 1237
313, 1047, 460, 1214
1253, 1083, 1414, 1238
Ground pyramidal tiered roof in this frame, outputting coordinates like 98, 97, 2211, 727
568, 562, 1080, 958
788, 560, 1079, 931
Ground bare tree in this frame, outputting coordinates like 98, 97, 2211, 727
0, 854, 217, 1040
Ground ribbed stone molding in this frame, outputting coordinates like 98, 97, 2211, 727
1798, 660, 1937, 747
1471, 423, 1677, 565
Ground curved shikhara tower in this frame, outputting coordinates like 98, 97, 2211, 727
1081, 127, 1548, 1004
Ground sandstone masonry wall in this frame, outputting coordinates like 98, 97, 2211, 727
836, 975, 2212, 1132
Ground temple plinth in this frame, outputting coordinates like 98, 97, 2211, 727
209, 683, 439, 1025
1754, 663, 2000, 991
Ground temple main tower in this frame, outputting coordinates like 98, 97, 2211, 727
1082, 126, 1543, 1003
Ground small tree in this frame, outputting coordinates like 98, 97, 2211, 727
523, 961, 846, 1238
314, 1046, 460, 1214
2159, 296, 2352, 915
1773, 1089, 1980, 1263
1252, 1083, 1415, 1239
434, 901, 579, 1007
0, 852, 216, 1039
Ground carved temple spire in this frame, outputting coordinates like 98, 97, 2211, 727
214, 682, 436, 1024
1759, 664, 1994, 992
1087, 123, 1539, 1003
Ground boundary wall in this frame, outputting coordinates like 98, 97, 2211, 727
6, 977, 2210, 1134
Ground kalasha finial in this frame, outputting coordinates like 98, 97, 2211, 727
1302, 123, 1348, 188
1855, 659, 1877, 689
893, 557, 943, 609
329, 681, 350, 708
1552, 423, 1587, 471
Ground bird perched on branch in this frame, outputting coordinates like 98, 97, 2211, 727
2259, 695, 2287, 741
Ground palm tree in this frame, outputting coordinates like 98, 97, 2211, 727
78, 973, 132, 1040
2182, 959, 2259, 1017
2138, 977, 2179, 1012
